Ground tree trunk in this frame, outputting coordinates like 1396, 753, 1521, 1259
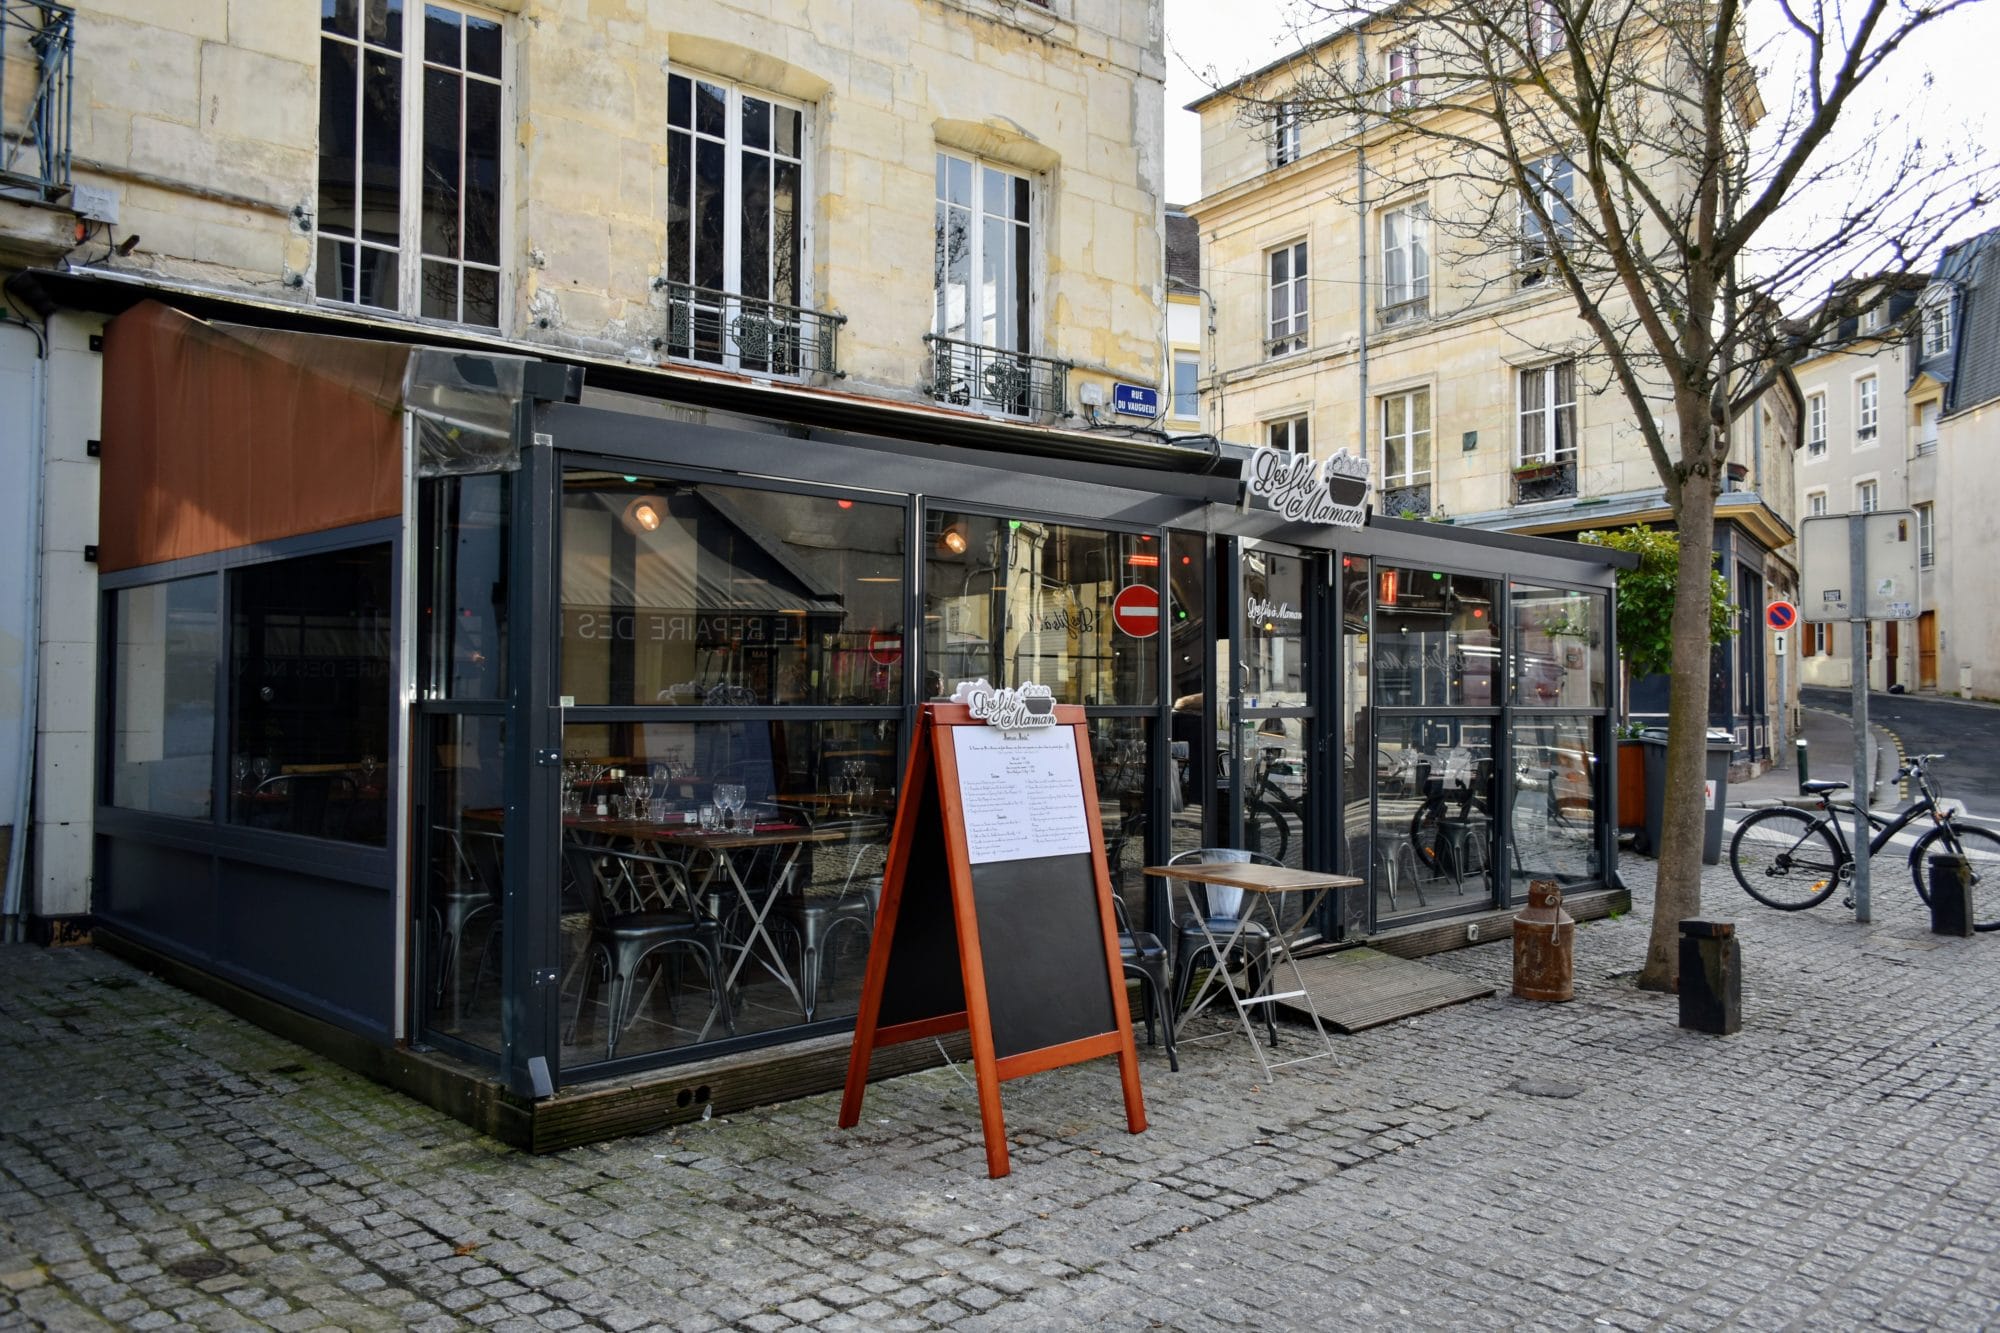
1636, 438, 1722, 992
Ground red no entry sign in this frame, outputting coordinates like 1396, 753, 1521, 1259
868, 629, 903, 666
1111, 584, 1160, 638
1765, 600, 1798, 632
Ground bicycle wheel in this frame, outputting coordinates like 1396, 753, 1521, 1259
1246, 800, 1289, 865
1729, 807, 1843, 910
1911, 824, 2000, 931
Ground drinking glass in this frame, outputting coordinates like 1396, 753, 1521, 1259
699, 804, 721, 832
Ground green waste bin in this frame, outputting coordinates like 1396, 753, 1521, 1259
1638, 729, 1735, 863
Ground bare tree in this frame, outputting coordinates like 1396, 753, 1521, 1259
1207, 0, 1992, 988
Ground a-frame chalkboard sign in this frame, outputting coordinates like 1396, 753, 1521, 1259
838, 689, 1147, 1178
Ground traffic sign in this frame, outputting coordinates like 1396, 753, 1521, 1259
1765, 600, 1797, 632
868, 629, 903, 667
1110, 584, 1160, 638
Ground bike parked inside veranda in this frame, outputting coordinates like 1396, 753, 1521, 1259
1727, 754, 2000, 930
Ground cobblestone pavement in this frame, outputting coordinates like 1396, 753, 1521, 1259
5, 859, 1998, 1332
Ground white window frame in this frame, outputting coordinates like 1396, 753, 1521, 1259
1528, 0, 1564, 57
1517, 360, 1577, 466
1380, 201, 1429, 323
1922, 292, 1953, 360
1518, 156, 1574, 287
1807, 623, 1830, 655
1917, 501, 1934, 568
1271, 102, 1301, 167
1805, 391, 1826, 459
315, 0, 510, 328
1267, 239, 1309, 357
1267, 415, 1310, 454
1856, 374, 1878, 443
1805, 489, 1828, 517
1916, 399, 1939, 455
1860, 302, 1885, 333
1170, 349, 1200, 421
1385, 47, 1420, 108
667, 69, 813, 371
934, 150, 1034, 355
1380, 388, 1432, 487
1854, 478, 1878, 513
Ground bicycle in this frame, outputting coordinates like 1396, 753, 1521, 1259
1727, 753, 2000, 930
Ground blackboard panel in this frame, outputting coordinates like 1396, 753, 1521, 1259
969, 852, 1117, 1060
878, 775, 967, 1030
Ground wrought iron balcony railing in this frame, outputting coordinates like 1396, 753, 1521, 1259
923, 334, 1071, 419
1383, 481, 1432, 517
656, 281, 844, 380
1, 1, 73, 202
1512, 457, 1578, 505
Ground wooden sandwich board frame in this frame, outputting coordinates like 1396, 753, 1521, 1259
837, 701, 1147, 1178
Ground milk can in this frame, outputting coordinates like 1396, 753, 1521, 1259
1512, 878, 1575, 1001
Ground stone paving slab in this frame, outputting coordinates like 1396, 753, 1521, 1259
3, 859, 1997, 1331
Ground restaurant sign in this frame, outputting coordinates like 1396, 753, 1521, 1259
951, 678, 1057, 735
1245, 444, 1370, 529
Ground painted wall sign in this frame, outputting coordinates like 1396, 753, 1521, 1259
1112, 383, 1160, 417
1244, 444, 1370, 528
1246, 596, 1304, 625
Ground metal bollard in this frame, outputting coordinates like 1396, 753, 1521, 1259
1512, 878, 1575, 1001
1678, 920, 1741, 1035
1928, 855, 1975, 937
1795, 737, 1810, 793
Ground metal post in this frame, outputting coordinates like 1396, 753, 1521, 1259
1848, 514, 1871, 923
1795, 736, 1809, 793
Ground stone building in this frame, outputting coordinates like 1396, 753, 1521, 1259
1183, 4, 1801, 770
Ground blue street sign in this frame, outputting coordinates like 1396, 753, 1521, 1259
1112, 383, 1160, 417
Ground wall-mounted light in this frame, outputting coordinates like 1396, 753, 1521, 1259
621, 495, 667, 535
938, 521, 969, 556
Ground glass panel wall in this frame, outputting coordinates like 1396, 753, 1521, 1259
1374, 714, 1496, 921
922, 511, 1158, 706
555, 718, 897, 1061
422, 714, 506, 1053
1374, 568, 1500, 707
1510, 715, 1601, 893
562, 474, 907, 708
1339, 556, 1373, 933
110, 576, 219, 819
1167, 530, 1211, 865
226, 545, 393, 844
419, 473, 509, 700
1237, 549, 1313, 873
1090, 716, 1152, 937
1511, 584, 1606, 708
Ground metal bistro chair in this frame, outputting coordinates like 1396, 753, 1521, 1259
1167, 847, 1278, 1046
1112, 894, 1177, 1071
563, 842, 731, 1060
777, 811, 882, 1022
428, 825, 502, 1018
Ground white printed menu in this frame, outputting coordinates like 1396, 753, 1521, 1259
951, 724, 1094, 865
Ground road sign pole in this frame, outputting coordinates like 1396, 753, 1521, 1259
1849, 514, 1871, 924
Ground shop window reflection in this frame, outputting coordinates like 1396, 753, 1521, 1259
1374, 568, 1499, 707
1511, 584, 1606, 708
1510, 715, 1601, 895
1374, 714, 1497, 921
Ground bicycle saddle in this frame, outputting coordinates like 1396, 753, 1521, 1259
1801, 779, 1848, 794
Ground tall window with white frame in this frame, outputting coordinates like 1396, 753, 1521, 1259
1917, 502, 1934, 568
1517, 361, 1576, 467
1267, 240, 1308, 357
1385, 47, 1420, 107
1528, 0, 1564, 56
1806, 489, 1827, 517
317, 1, 504, 327
934, 151, 1032, 355
665, 70, 807, 373
1171, 350, 1199, 422
1518, 156, 1573, 287
1856, 375, 1878, 443
1380, 389, 1432, 510
1855, 479, 1878, 513
1916, 400, 1939, 455
1271, 102, 1301, 167
1380, 202, 1429, 325
1267, 416, 1310, 454
1922, 292, 1953, 360
1806, 391, 1826, 459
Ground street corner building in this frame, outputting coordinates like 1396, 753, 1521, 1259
1, 0, 1628, 1149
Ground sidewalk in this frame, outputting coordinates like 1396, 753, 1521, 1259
1731, 706, 1899, 809
4, 858, 1999, 1330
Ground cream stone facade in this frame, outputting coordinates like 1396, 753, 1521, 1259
0, 0, 1167, 927
1185, 12, 1800, 765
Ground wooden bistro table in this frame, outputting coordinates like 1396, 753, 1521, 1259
1143, 861, 1363, 1080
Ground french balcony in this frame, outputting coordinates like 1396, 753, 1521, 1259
656, 281, 844, 380
0, 1, 74, 203
923, 334, 1071, 419
1383, 480, 1432, 518
1512, 458, 1577, 505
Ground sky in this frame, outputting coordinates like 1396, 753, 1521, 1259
1162, 0, 2000, 274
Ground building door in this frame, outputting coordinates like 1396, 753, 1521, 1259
1919, 611, 1938, 689
1886, 620, 1901, 690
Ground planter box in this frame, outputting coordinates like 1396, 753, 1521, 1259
1616, 738, 1647, 831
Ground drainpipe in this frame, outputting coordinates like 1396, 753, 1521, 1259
1355, 32, 1370, 464
2, 321, 48, 943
